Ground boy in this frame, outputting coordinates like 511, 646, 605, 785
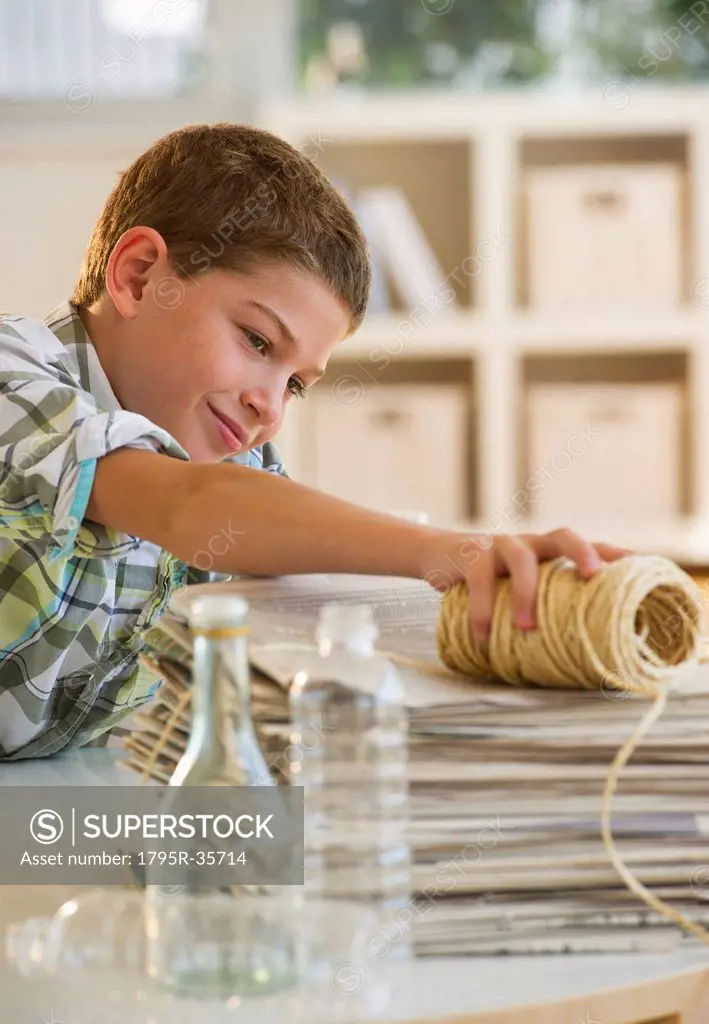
0, 123, 629, 760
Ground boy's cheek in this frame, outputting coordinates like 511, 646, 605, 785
257, 424, 283, 446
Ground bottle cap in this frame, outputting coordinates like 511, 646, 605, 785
316, 603, 378, 645
186, 594, 249, 632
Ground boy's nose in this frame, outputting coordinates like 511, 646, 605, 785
242, 386, 281, 427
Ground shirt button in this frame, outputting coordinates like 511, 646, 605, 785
66, 516, 79, 530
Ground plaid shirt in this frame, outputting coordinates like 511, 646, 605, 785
0, 302, 287, 760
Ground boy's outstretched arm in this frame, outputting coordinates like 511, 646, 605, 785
87, 447, 428, 580
86, 449, 631, 643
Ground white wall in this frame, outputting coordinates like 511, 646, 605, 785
0, 149, 132, 316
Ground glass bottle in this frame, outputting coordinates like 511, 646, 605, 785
144, 593, 294, 1000
289, 603, 412, 963
171, 593, 274, 788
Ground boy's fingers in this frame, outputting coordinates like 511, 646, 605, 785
461, 532, 633, 645
592, 542, 633, 562
496, 535, 539, 630
466, 545, 496, 644
525, 528, 603, 579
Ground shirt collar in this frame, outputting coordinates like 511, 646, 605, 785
44, 300, 123, 413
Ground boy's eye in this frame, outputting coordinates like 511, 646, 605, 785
244, 328, 268, 352
243, 327, 308, 399
288, 376, 307, 399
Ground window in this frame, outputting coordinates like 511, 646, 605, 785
0, 0, 209, 102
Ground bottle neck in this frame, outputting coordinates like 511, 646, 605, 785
191, 633, 252, 751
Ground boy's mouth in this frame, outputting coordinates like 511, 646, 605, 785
207, 402, 247, 453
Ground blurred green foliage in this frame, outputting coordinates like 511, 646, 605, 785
578, 0, 709, 82
299, 0, 549, 89
298, 0, 709, 90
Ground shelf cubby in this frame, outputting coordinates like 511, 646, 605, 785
316, 139, 475, 311
515, 133, 692, 310
519, 350, 692, 523
300, 355, 478, 522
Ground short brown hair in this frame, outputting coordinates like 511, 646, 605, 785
72, 122, 371, 330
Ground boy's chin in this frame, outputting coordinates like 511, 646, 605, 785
177, 436, 223, 464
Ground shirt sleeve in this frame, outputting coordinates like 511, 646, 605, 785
236, 439, 289, 478
0, 320, 188, 561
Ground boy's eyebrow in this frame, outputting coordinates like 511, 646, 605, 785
246, 299, 297, 346
245, 299, 327, 379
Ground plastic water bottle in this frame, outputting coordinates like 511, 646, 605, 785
289, 603, 412, 961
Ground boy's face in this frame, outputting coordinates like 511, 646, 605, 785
96, 252, 352, 463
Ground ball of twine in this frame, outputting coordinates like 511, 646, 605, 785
436, 555, 704, 696
437, 553, 709, 945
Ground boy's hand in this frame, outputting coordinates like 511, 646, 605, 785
419, 528, 632, 644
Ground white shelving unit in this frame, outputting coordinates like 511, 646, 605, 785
260, 87, 709, 565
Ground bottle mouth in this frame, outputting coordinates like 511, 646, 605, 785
186, 594, 249, 631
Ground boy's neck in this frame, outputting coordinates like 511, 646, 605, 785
77, 302, 127, 411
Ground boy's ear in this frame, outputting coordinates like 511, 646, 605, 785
105, 226, 170, 317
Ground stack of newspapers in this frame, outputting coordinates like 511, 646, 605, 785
124, 573, 709, 955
